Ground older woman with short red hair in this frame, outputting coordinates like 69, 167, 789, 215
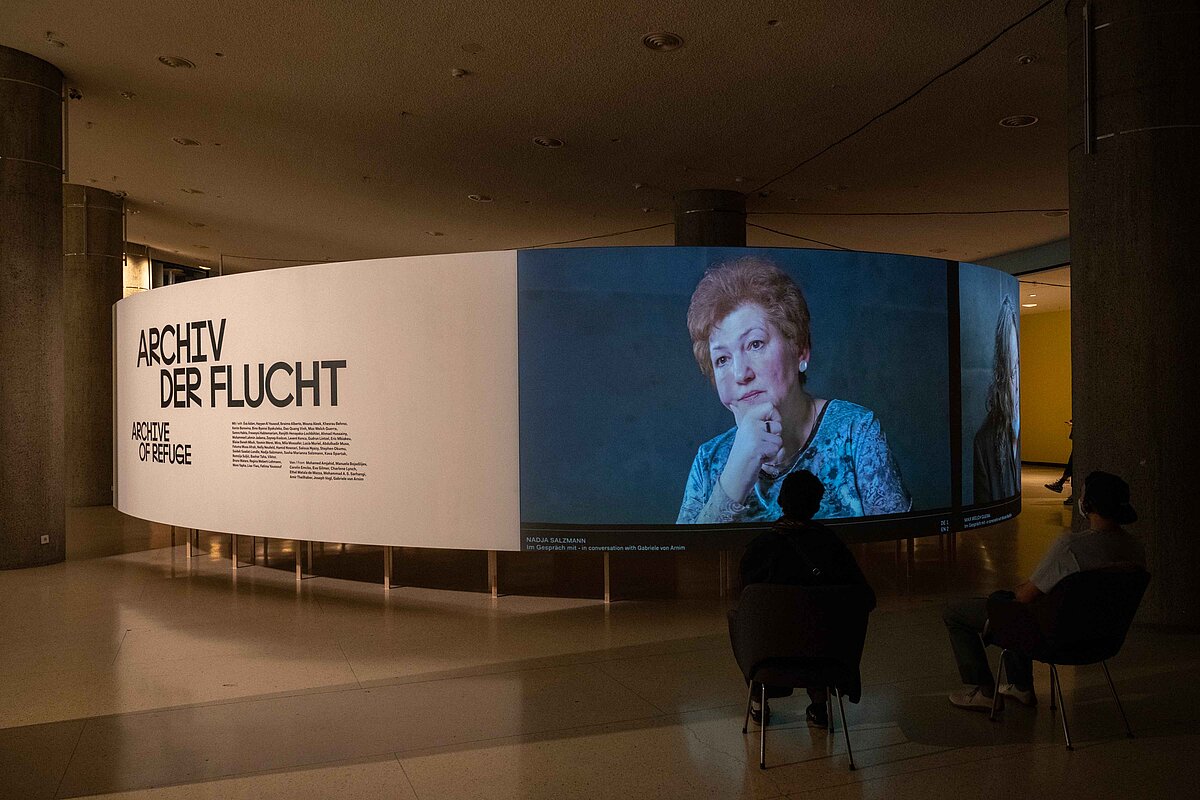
677, 257, 910, 524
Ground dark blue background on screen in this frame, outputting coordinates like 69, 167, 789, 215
517, 247, 952, 525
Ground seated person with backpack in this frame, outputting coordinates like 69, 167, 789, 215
944, 470, 1146, 711
738, 469, 877, 727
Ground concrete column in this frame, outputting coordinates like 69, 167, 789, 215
63, 184, 123, 507
1066, 0, 1200, 627
0, 47, 64, 569
673, 189, 746, 246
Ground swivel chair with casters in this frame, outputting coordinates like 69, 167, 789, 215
984, 564, 1150, 750
728, 582, 874, 770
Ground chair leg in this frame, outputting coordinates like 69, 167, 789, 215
1101, 660, 1134, 739
1051, 664, 1073, 750
835, 689, 855, 771
1049, 665, 1057, 712
759, 683, 767, 770
990, 648, 1007, 721
742, 681, 753, 734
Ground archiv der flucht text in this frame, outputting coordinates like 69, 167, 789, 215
135, 318, 347, 409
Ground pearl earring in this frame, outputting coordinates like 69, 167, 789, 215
799, 360, 808, 373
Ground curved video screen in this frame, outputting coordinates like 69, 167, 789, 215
958, 262, 1021, 529
113, 246, 1018, 552
519, 247, 959, 549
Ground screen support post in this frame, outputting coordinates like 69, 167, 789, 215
603, 552, 611, 604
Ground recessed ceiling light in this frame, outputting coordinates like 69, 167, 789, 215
1028, 293, 1037, 297
158, 55, 196, 69
172, 137, 201, 146
45, 31, 66, 48
929, 248, 948, 254
467, 194, 493, 202
999, 115, 1038, 127
120, 91, 137, 100
767, 19, 782, 27
180, 188, 205, 194
425, 231, 445, 236
214, 52, 225, 58
1015, 54, 1038, 65
1043, 210, 1068, 217
642, 32, 684, 52
1022, 303, 1038, 308
533, 136, 565, 148
187, 221, 206, 228
450, 68, 470, 78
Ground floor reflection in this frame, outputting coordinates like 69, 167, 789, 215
1, 467, 1191, 799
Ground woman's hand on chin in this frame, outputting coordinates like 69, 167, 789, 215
720, 401, 783, 503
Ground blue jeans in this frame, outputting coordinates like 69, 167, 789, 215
943, 596, 1033, 690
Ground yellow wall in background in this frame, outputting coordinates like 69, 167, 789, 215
1020, 310, 1072, 464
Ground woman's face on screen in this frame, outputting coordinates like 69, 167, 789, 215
708, 303, 804, 414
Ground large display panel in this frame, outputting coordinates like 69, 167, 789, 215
114, 246, 1018, 552
114, 252, 522, 550
518, 247, 953, 548
958, 262, 1022, 528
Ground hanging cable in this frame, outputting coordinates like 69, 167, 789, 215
524, 222, 673, 249
752, 0, 1060, 194
752, 208, 1068, 217
747, 222, 851, 250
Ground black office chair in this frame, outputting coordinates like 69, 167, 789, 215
728, 582, 874, 770
984, 564, 1150, 749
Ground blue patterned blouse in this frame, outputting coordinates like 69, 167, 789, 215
676, 399, 911, 524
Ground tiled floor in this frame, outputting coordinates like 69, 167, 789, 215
1, 467, 1195, 799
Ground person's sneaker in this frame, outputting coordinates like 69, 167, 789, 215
1044, 480, 1065, 493
750, 698, 771, 725
999, 683, 1037, 707
805, 702, 828, 729
949, 685, 1002, 712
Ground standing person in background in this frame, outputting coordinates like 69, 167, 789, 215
737, 469, 876, 728
1045, 419, 1073, 506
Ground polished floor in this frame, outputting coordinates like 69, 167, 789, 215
1, 468, 1196, 799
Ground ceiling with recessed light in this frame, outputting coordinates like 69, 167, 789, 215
1018, 264, 1070, 315
1, 0, 1070, 274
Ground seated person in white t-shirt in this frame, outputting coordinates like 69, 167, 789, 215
943, 471, 1145, 712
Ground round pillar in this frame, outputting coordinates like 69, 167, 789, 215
673, 189, 746, 246
63, 184, 123, 507
1066, 0, 1200, 627
0, 47, 64, 569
